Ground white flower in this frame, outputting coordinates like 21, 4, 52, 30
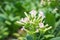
20, 17, 29, 23
39, 22, 44, 28
29, 9, 37, 17
39, 11, 45, 19
24, 17, 29, 22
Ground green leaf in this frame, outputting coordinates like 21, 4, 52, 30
5, 21, 11, 25
44, 34, 54, 38
50, 37, 60, 40
45, 13, 55, 27
5, 4, 12, 11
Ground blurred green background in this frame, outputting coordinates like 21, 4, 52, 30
0, 0, 60, 40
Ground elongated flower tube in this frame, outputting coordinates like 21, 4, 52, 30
35, 29, 39, 33
24, 12, 29, 18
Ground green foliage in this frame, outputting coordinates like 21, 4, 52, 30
50, 37, 60, 40
45, 13, 55, 27
0, 22, 8, 39
0, 0, 60, 40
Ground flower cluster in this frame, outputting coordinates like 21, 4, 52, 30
16, 9, 52, 34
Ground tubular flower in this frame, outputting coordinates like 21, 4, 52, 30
39, 22, 44, 28
39, 11, 45, 19
20, 17, 29, 23
29, 9, 37, 17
